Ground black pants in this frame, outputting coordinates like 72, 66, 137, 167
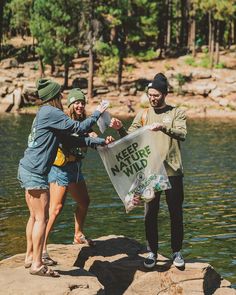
144, 176, 184, 255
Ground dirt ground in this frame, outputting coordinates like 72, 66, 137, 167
3, 36, 236, 119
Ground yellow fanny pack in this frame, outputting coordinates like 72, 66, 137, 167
53, 147, 77, 167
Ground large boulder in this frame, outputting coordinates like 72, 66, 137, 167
0, 235, 235, 295
0, 57, 19, 69
183, 81, 217, 96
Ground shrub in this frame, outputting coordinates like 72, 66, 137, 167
95, 41, 118, 57
136, 49, 157, 61
175, 73, 187, 86
174, 73, 187, 95
215, 62, 226, 69
184, 56, 197, 67
97, 56, 119, 83
199, 54, 211, 68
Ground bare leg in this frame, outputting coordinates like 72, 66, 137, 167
25, 191, 34, 265
27, 189, 49, 271
43, 182, 67, 253
68, 180, 90, 240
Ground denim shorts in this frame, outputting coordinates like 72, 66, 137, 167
48, 161, 84, 187
17, 164, 49, 190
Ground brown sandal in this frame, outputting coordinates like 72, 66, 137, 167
42, 252, 57, 266
30, 265, 60, 277
24, 262, 32, 269
73, 234, 96, 246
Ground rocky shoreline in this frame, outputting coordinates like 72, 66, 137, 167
0, 235, 235, 295
0, 52, 236, 119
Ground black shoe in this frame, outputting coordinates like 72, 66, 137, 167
143, 252, 157, 269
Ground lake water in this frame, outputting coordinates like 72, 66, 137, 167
0, 114, 235, 287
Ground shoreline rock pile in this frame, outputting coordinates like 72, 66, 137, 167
0, 235, 235, 295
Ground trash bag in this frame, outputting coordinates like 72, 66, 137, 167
98, 126, 171, 212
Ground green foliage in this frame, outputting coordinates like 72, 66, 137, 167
199, 54, 211, 68
215, 62, 226, 69
193, 0, 236, 21
125, 64, 134, 73
95, 41, 118, 57
184, 56, 197, 67
7, 0, 32, 33
175, 73, 187, 86
174, 73, 188, 95
136, 49, 157, 61
97, 56, 119, 83
95, 40, 120, 83
1, 0, 235, 78
30, 0, 81, 68
164, 63, 174, 71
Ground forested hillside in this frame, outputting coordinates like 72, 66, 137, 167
0, 0, 235, 98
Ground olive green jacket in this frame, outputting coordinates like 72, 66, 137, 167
119, 105, 187, 176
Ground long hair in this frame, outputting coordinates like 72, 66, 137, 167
67, 103, 86, 121
41, 92, 63, 111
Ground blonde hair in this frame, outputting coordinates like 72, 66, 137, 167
67, 103, 86, 121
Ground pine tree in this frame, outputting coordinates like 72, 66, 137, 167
30, 0, 82, 86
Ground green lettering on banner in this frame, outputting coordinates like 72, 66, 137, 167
115, 142, 139, 162
111, 165, 120, 176
123, 165, 134, 177
111, 143, 151, 177
120, 161, 128, 170
116, 152, 123, 161
130, 152, 139, 161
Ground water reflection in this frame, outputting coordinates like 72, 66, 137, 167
0, 114, 235, 287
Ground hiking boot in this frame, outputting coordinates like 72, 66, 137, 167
173, 251, 184, 267
143, 252, 157, 269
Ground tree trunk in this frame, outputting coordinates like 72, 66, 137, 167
208, 11, 212, 53
117, 47, 123, 89
210, 18, 215, 68
88, 45, 94, 100
192, 18, 196, 57
233, 19, 236, 45
0, 0, 6, 60
219, 21, 225, 46
215, 20, 220, 65
87, 1, 95, 100
39, 56, 45, 78
187, 0, 192, 52
64, 61, 69, 89
157, 1, 167, 58
180, 0, 187, 48
32, 37, 35, 59
50, 61, 55, 75
166, 0, 172, 48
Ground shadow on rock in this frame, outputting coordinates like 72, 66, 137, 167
74, 236, 146, 268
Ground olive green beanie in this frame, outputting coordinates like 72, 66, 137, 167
36, 79, 61, 102
67, 88, 86, 107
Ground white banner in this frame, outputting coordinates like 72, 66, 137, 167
98, 126, 171, 212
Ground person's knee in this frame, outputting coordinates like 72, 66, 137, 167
50, 203, 64, 217
34, 215, 47, 223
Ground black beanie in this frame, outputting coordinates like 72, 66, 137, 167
148, 73, 168, 94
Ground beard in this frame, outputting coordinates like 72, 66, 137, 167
150, 96, 165, 109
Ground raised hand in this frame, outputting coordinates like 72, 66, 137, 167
96, 100, 109, 113
110, 118, 123, 130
